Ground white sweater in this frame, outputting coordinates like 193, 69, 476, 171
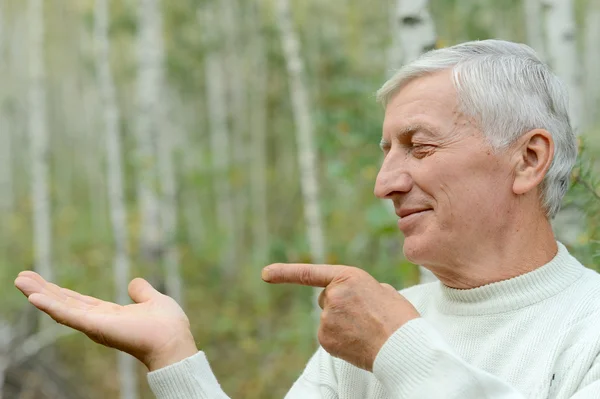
147, 243, 600, 398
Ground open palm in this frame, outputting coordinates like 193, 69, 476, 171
14, 271, 197, 370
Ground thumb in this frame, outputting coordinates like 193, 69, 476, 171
128, 278, 161, 303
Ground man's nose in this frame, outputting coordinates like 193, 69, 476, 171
374, 156, 413, 199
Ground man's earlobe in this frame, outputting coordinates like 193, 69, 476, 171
512, 130, 554, 195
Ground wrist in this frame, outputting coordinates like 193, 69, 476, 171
144, 331, 199, 372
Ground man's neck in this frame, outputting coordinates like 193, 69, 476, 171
430, 214, 558, 289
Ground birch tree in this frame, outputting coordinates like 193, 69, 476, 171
158, 89, 183, 305
94, 0, 138, 398
0, 114, 11, 214
585, 0, 600, 128
524, 0, 547, 60
248, 2, 269, 265
222, 0, 247, 261
28, 0, 53, 285
389, 0, 436, 72
200, 5, 237, 276
276, 0, 326, 271
542, 0, 583, 132
389, 0, 437, 283
0, 2, 13, 216
135, 0, 163, 284
543, 0, 585, 245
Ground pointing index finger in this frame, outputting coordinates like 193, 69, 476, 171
262, 263, 347, 287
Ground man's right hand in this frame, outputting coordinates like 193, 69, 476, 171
14, 271, 198, 371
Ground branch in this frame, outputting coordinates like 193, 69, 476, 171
11, 325, 76, 365
573, 175, 600, 202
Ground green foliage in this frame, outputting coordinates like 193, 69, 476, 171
563, 136, 600, 269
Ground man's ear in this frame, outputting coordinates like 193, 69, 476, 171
512, 129, 554, 195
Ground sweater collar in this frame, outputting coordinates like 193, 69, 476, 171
434, 242, 585, 315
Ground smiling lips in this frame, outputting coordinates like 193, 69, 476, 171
396, 208, 432, 218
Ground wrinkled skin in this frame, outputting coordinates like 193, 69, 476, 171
263, 263, 420, 371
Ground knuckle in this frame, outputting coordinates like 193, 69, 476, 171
298, 267, 313, 285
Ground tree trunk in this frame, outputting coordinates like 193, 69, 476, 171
543, 0, 584, 245
276, 0, 326, 316
584, 0, 600, 129
94, 1, 138, 398
200, 5, 237, 277
390, 0, 437, 284
393, 0, 437, 67
524, 0, 547, 61
221, 0, 247, 262
28, 0, 53, 286
248, 2, 269, 266
0, 3, 13, 216
542, 0, 583, 132
0, 114, 12, 214
158, 89, 183, 305
135, 0, 163, 286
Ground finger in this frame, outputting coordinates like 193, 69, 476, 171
61, 288, 102, 306
18, 270, 43, 280
128, 278, 162, 303
262, 264, 347, 287
14, 275, 44, 297
28, 293, 101, 333
15, 272, 68, 301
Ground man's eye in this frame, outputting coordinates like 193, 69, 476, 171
408, 144, 433, 157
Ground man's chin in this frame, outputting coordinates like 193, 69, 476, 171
402, 236, 432, 265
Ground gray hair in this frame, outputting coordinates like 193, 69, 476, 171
376, 40, 577, 218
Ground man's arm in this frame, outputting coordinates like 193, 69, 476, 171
147, 347, 337, 399
147, 352, 230, 399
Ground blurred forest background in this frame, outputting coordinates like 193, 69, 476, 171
0, 0, 599, 397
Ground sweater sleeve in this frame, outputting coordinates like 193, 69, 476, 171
373, 318, 600, 399
147, 349, 337, 399
147, 351, 230, 399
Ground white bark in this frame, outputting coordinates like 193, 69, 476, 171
0, 3, 12, 215
524, 0, 547, 61
179, 99, 206, 252
276, 0, 326, 266
248, 3, 269, 265
135, 0, 163, 266
200, 6, 237, 276
28, 0, 53, 284
542, 0, 583, 133
158, 90, 183, 305
94, 1, 138, 398
392, 0, 436, 68
584, 0, 600, 129
543, 0, 584, 245
389, 0, 437, 284
222, 0, 246, 261
0, 115, 12, 214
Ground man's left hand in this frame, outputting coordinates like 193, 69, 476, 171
262, 263, 420, 371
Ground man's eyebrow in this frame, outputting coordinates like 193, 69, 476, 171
379, 124, 436, 150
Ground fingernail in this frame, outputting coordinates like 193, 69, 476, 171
261, 267, 271, 281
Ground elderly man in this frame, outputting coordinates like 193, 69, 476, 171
14, 39, 600, 398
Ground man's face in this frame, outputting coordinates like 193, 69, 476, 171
375, 70, 516, 267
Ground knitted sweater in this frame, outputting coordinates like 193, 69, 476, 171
147, 242, 600, 398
